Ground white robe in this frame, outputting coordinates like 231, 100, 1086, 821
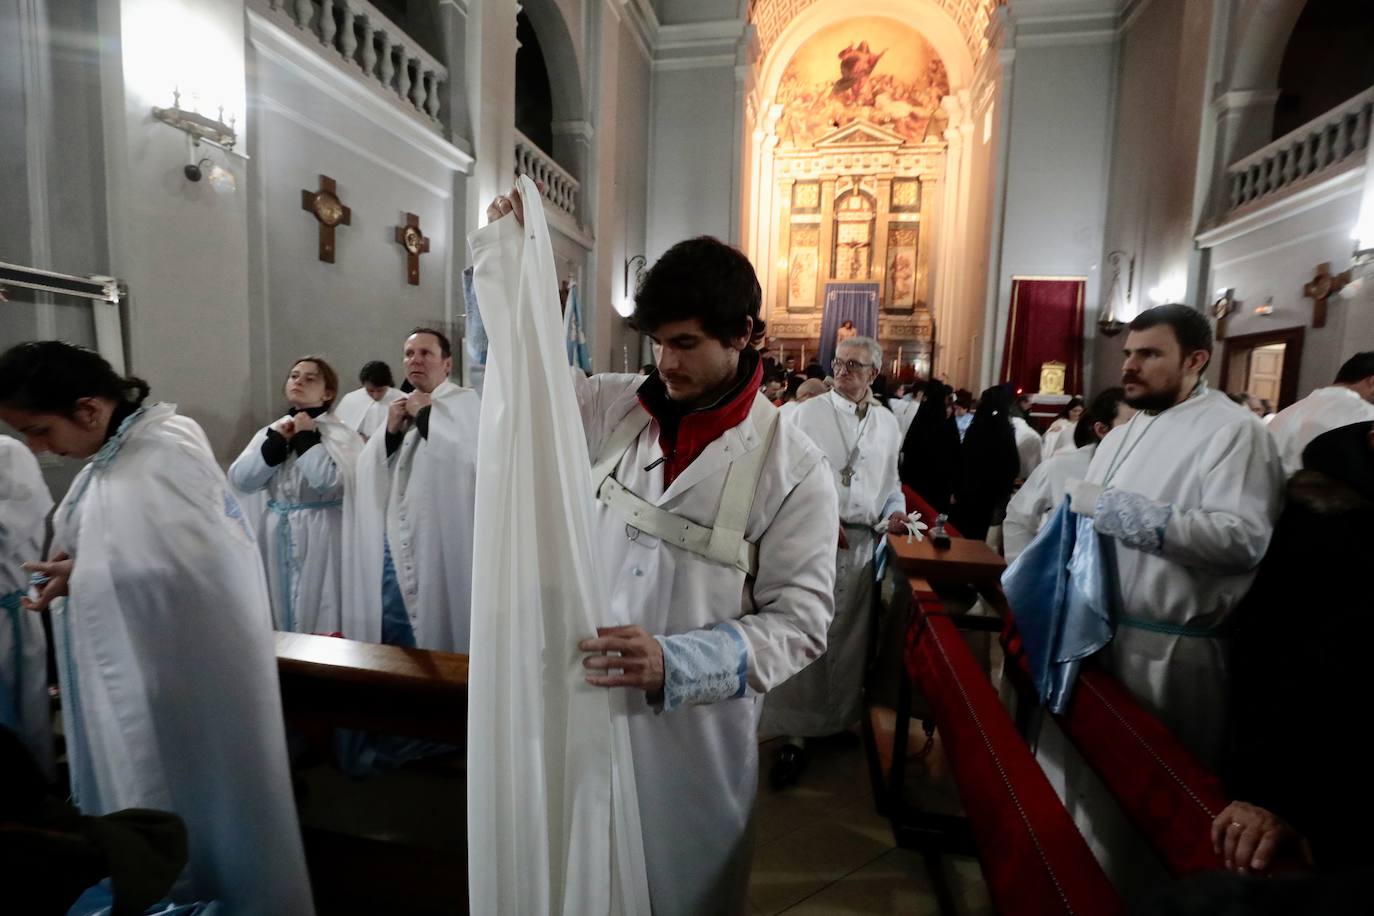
0, 436, 54, 776
1082, 387, 1283, 765
1041, 418, 1078, 461
889, 396, 918, 438
571, 373, 838, 916
334, 385, 403, 438
466, 180, 651, 915
227, 416, 361, 635
50, 404, 313, 914
1011, 415, 1043, 480
762, 390, 903, 736
348, 380, 480, 651
1003, 443, 1095, 561
1265, 385, 1374, 477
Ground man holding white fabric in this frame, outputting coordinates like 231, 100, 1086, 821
480, 190, 837, 916
348, 329, 480, 652
1066, 305, 1283, 766
1265, 351, 1374, 477
334, 360, 403, 439
761, 335, 907, 787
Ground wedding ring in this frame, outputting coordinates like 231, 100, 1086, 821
1229, 822, 1243, 830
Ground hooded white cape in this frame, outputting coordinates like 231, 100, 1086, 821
466, 174, 651, 915
50, 404, 313, 914
347, 380, 480, 651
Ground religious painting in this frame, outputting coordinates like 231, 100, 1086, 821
891, 178, 921, 212
788, 225, 819, 311
776, 17, 950, 147
886, 226, 919, 308
792, 181, 820, 211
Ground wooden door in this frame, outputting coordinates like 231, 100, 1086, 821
1247, 344, 1285, 403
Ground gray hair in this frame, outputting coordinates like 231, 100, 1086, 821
837, 335, 882, 368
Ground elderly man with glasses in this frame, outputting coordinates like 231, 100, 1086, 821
761, 335, 909, 787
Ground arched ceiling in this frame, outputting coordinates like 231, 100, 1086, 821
749, 0, 1004, 63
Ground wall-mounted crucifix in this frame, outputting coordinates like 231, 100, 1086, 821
394, 212, 430, 285
1302, 261, 1351, 328
301, 175, 351, 263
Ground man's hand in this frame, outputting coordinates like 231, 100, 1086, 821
386, 396, 410, 434
404, 391, 432, 418
580, 625, 665, 696
271, 417, 297, 439
292, 411, 317, 434
484, 182, 544, 226
886, 511, 909, 535
1212, 801, 1297, 873
21, 553, 72, 612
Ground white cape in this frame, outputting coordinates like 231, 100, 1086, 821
335, 386, 403, 438
229, 415, 362, 635
0, 436, 54, 776
50, 404, 313, 914
347, 380, 480, 651
466, 174, 652, 914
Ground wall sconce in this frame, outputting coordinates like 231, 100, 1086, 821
184, 157, 236, 194
1099, 250, 1134, 337
153, 88, 237, 151
617, 255, 647, 318
1254, 296, 1274, 316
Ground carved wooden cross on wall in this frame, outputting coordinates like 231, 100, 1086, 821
1303, 261, 1351, 328
301, 175, 351, 263
394, 212, 430, 285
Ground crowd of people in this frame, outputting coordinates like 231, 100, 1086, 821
2, 182, 1372, 912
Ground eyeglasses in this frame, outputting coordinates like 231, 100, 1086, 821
832, 358, 874, 374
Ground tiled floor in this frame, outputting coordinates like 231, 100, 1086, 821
749, 736, 991, 915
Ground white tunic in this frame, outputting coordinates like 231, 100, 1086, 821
1041, 418, 1078, 461
1011, 415, 1043, 480
0, 436, 54, 776
762, 390, 903, 738
227, 416, 361, 635
889, 396, 919, 438
348, 380, 480, 651
51, 404, 313, 914
1003, 443, 1095, 561
572, 372, 838, 916
1082, 387, 1283, 764
1266, 385, 1374, 477
334, 385, 404, 438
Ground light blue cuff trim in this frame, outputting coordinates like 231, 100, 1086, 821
655, 623, 749, 713
1093, 487, 1172, 553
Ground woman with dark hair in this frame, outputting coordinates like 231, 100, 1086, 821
0, 341, 314, 914
898, 379, 961, 513
228, 356, 361, 636
949, 385, 1021, 540
1041, 395, 1084, 460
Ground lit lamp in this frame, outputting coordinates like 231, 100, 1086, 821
1099, 250, 1133, 337
617, 255, 647, 318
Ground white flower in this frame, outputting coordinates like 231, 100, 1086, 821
904, 512, 928, 543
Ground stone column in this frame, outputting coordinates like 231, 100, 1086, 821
873, 174, 894, 304
774, 177, 795, 317
816, 177, 837, 310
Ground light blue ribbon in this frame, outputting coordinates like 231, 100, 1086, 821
63, 405, 149, 522
265, 498, 342, 633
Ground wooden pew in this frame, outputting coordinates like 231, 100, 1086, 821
275, 633, 470, 916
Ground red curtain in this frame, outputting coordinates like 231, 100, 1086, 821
1001, 278, 1085, 395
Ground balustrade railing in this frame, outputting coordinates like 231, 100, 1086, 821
1226, 86, 1373, 214
257, 0, 446, 128
515, 130, 580, 221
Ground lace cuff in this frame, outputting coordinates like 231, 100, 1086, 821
1094, 487, 1172, 553
655, 624, 749, 713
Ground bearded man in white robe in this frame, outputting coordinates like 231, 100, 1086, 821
761, 336, 907, 787
349, 329, 480, 652
1061, 305, 1283, 892
1266, 351, 1374, 477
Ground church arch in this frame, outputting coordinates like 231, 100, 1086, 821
519, 0, 585, 128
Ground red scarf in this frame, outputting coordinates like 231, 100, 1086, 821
637, 352, 763, 487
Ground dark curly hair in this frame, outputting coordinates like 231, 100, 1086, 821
632, 237, 765, 346
0, 340, 149, 416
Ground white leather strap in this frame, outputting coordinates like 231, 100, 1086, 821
592, 396, 778, 576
